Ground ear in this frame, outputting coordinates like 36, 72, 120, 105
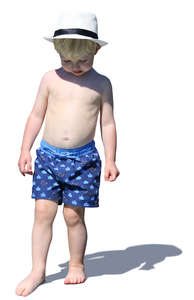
95, 44, 101, 54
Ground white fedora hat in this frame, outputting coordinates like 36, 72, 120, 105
43, 10, 108, 47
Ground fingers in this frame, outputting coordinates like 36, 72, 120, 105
104, 170, 120, 181
24, 162, 33, 175
18, 161, 25, 176
18, 161, 33, 176
27, 161, 33, 174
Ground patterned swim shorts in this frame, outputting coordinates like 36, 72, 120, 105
31, 138, 102, 207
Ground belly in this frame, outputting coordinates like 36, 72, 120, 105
42, 109, 99, 149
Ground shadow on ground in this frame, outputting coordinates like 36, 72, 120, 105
44, 243, 182, 283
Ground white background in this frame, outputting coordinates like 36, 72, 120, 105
0, 0, 194, 299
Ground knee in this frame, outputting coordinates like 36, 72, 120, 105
35, 201, 57, 223
63, 210, 82, 227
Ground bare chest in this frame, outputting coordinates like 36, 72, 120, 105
42, 69, 104, 147
47, 71, 102, 117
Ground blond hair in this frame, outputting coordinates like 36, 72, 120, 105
53, 38, 99, 60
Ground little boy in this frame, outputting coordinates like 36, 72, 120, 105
16, 11, 120, 296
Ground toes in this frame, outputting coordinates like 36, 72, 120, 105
76, 277, 85, 284
64, 274, 86, 284
78, 277, 83, 283
64, 280, 68, 284
21, 289, 28, 296
64, 277, 71, 284
16, 286, 25, 296
69, 277, 75, 284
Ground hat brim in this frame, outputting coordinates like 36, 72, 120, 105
43, 34, 108, 47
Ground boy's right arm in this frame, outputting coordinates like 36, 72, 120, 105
18, 72, 49, 176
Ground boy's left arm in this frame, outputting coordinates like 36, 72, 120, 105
100, 76, 120, 182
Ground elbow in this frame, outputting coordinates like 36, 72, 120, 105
100, 121, 116, 133
100, 118, 116, 128
29, 112, 45, 125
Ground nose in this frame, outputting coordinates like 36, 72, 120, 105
72, 67, 81, 72
71, 62, 81, 70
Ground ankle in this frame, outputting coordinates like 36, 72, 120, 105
31, 267, 46, 275
69, 261, 84, 268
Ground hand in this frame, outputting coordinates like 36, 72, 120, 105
104, 161, 120, 182
18, 150, 34, 176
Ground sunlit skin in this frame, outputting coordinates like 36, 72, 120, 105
15, 42, 120, 296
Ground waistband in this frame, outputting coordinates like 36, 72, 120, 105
39, 138, 96, 157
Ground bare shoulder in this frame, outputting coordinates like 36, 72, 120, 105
42, 69, 56, 82
93, 71, 113, 110
93, 70, 113, 95
39, 70, 57, 91
96, 72, 112, 90
38, 70, 52, 85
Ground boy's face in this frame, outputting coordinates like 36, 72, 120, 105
59, 53, 95, 76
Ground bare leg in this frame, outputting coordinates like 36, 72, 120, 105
15, 199, 58, 296
63, 204, 87, 284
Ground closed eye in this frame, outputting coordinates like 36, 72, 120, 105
63, 60, 87, 63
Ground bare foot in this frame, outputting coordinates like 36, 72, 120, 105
15, 271, 45, 296
64, 263, 86, 284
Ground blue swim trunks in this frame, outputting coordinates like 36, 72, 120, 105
31, 139, 102, 207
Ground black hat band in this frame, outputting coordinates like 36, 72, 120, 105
53, 28, 98, 39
